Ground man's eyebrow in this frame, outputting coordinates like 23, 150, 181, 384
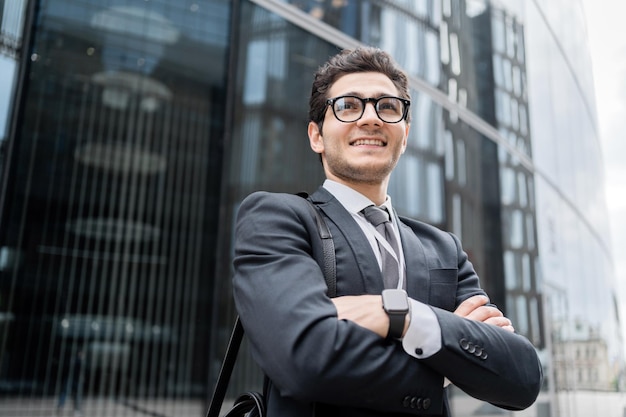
334, 91, 396, 98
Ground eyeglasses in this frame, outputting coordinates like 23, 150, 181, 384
326, 95, 410, 123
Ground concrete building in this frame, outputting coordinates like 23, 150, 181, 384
553, 321, 614, 391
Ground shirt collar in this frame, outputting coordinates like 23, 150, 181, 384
323, 179, 394, 215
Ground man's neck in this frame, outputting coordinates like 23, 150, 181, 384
325, 177, 388, 206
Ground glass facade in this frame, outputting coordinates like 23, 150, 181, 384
525, 1, 623, 415
1, 1, 232, 415
0, 0, 621, 416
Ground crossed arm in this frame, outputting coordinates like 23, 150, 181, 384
234, 192, 541, 412
332, 294, 515, 339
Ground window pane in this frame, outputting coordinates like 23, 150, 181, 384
0, 2, 231, 414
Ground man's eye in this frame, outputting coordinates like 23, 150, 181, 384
336, 98, 361, 111
378, 99, 400, 112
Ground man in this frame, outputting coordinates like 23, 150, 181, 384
233, 46, 542, 416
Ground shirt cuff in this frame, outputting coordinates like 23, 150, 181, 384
402, 299, 442, 359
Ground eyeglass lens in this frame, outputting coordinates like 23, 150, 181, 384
331, 96, 406, 123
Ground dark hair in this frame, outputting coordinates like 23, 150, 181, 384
308, 46, 411, 129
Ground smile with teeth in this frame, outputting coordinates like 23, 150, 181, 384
352, 139, 385, 146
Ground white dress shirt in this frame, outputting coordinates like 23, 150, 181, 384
323, 180, 442, 359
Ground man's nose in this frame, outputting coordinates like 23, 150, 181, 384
360, 102, 382, 123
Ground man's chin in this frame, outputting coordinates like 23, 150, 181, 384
333, 166, 394, 185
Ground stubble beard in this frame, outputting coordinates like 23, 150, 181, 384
324, 150, 399, 186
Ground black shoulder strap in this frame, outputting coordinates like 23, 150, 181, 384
207, 317, 245, 417
206, 192, 337, 417
296, 191, 336, 298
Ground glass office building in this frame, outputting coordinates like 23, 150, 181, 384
0, 0, 621, 416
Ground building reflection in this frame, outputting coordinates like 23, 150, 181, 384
553, 319, 621, 391
0, 1, 621, 416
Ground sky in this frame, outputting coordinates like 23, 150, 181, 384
581, 0, 626, 343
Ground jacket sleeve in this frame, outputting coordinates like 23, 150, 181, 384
422, 307, 543, 410
418, 230, 543, 410
232, 191, 446, 414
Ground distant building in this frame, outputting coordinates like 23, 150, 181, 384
553, 320, 616, 391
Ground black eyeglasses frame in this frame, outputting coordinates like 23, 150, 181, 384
325, 95, 411, 124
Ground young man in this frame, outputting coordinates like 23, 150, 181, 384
233, 47, 542, 416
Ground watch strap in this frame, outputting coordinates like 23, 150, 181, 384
382, 289, 408, 340
387, 311, 405, 339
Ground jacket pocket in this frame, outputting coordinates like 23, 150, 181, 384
428, 269, 457, 311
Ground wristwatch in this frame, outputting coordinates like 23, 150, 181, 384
381, 289, 409, 339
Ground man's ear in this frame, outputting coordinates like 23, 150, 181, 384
308, 122, 324, 154
401, 122, 410, 154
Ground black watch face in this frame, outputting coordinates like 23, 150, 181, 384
383, 289, 409, 313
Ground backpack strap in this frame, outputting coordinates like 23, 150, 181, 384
207, 192, 337, 417
296, 192, 336, 298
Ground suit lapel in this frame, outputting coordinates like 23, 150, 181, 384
310, 187, 384, 294
396, 216, 430, 304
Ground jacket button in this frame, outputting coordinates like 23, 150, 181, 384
403, 396, 411, 407
480, 351, 488, 360
467, 342, 476, 354
474, 346, 483, 356
410, 397, 422, 409
415, 347, 423, 355
459, 338, 469, 350
423, 398, 431, 409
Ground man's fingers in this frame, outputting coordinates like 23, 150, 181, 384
454, 295, 489, 317
464, 305, 504, 322
484, 316, 512, 329
454, 295, 515, 332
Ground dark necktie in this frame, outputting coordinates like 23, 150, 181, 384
362, 205, 400, 289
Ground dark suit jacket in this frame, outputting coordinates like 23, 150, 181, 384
233, 187, 542, 416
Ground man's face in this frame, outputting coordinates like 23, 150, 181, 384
308, 72, 410, 186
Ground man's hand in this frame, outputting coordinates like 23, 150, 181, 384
332, 295, 391, 338
454, 295, 515, 332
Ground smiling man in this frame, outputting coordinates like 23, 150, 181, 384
233, 47, 542, 417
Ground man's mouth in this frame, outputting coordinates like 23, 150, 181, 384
351, 139, 386, 146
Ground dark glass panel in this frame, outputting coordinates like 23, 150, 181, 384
0, 0, 231, 414
228, 1, 331, 197
215, 0, 335, 394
